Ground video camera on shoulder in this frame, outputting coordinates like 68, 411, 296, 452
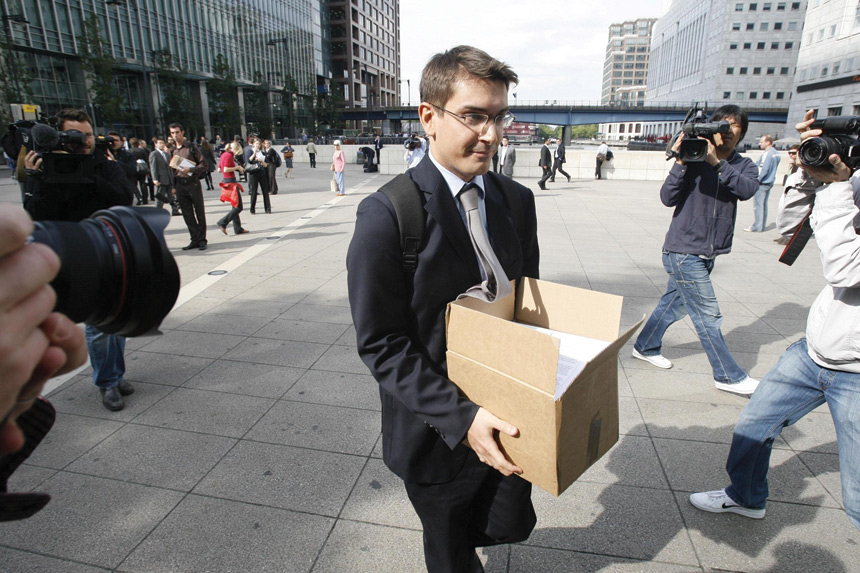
405, 136, 422, 151
798, 115, 860, 169
2, 117, 115, 184
666, 105, 730, 163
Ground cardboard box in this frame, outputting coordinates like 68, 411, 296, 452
445, 278, 643, 496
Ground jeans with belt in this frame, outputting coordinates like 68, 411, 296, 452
634, 251, 748, 383
724, 338, 860, 531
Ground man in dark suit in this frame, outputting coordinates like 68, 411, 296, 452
374, 134, 383, 165
149, 136, 179, 215
538, 137, 552, 190
550, 139, 571, 183
347, 46, 540, 573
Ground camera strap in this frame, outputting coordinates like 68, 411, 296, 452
778, 214, 813, 266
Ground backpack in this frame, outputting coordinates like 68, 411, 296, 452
273, 151, 282, 168
379, 172, 525, 274
606, 149, 614, 161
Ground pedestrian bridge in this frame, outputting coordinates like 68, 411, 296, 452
340, 101, 789, 125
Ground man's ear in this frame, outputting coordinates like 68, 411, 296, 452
418, 103, 436, 137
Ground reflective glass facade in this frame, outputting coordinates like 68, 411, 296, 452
6, 0, 335, 138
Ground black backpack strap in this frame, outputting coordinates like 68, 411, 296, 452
379, 174, 425, 274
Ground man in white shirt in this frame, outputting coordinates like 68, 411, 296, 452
595, 141, 609, 180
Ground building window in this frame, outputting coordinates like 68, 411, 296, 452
737, 91, 745, 99
829, 24, 837, 37
744, 42, 752, 49
750, 2, 758, 9
772, 42, 780, 48
724, 91, 731, 99
747, 22, 755, 30
834, 62, 841, 74
740, 67, 748, 74
821, 66, 829, 77
791, 2, 800, 8
785, 41, 794, 49
788, 22, 798, 31
754, 67, 762, 74
763, 92, 771, 98
750, 92, 758, 99
826, 106, 843, 116
774, 22, 782, 30
730, 42, 738, 49
800, 69, 808, 81
757, 42, 766, 49
777, 1, 786, 9
733, 22, 742, 30
853, 105, 860, 116
761, 22, 769, 31
767, 67, 776, 74
776, 92, 785, 99
736, 2, 744, 8
727, 67, 735, 74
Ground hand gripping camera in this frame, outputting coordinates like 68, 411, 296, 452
666, 105, 731, 163
798, 115, 860, 169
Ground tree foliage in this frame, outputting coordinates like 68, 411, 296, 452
571, 124, 599, 139
0, 45, 35, 125
314, 83, 345, 132
78, 15, 128, 127
152, 52, 201, 135
243, 71, 272, 139
207, 54, 241, 138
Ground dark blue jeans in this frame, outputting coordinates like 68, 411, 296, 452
85, 324, 126, 388
634, 251, 748, 383
218, 191, 244, 233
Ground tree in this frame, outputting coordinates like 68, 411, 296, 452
313, 84, 345, 133
207, 54, 241, 138
538, 124, 562, 140
0, 44, 35, 125
571, 124, 599, 139
243, 71, 272, 139
152, 52, 201, 135
78, 15, 128, 128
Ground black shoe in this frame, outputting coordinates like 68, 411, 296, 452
141, 200, 148, 205
538, 184, 547, 190
198, 240, 208, 251
117, 380, 135, 396
566, 176, 571, 182
250, 209, 256, 214
181, 242, 200, 250
271, 191, 278, 195
100, 386, 124, 411
136, 200, 143, 206
172, 210, 181, 216
265, 209, 272, 214
549, 179, 555, 183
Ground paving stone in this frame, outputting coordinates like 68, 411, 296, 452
123, 350, 215, 386
285, 369, 380, 411
312, 520, 426, 573
120, 495, 333, 573
510, 545, 701, 572
339, 458, 422, 530
45, 379, 175, 422
183, 359, 304, 398
192, 440, 364, 516
173, 311, 272, 336
254, 317, 351, 344
245, 400, 379, 456
137, 329, 247, 359
0, 473, 183, 569
0, 547, 108, 573
65, 424, 236, 490
221, 337, 329, 368
311, 344, 371, 374
25, 412, 124, 470
131, 387, 275, 437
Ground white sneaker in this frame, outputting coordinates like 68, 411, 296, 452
632, 348, 673, 369
689, 489, 765, 519
743, 226, 755, 232
715, 376, 760, 395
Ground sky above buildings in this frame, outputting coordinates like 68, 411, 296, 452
399, 0, 672, 104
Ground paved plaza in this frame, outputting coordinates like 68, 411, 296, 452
1, 158, 858, 572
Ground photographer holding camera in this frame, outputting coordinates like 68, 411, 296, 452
22, 109, 135, 412
690, 109, 860, 532
632, 105, 760, 395
404, 134, 427, 168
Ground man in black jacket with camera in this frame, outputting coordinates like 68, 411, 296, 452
23, 108, 135, 411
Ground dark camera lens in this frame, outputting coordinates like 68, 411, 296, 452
680, 139, 709, 162
32, 206, 180, 337
798, 136, 844, 167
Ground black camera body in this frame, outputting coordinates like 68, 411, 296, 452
405, 136, 422, 151
666, 106, 731, 163
798, 115, 860, 169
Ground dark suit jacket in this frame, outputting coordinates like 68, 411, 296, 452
539, 145, 552, 168
554, 143, 566, 164
347, 157, 540, 484
149, 149, 174, 187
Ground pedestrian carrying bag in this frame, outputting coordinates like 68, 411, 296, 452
245, 162, 263, 173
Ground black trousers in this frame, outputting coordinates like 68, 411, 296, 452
538, 166, 551, 188
154, 183, 178, 211
404, 451, 536, 573
175, 181, 206, 244
247, 172, 270, 213
595, 157, 604, 179
217, 192, 244, 234
309, 153, 316, 168
550, 160, 569, 181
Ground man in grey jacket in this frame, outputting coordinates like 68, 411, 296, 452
690, 110, 860, 532
632, 104, 760, 395
149, 136, 179, 216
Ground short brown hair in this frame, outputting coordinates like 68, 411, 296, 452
56, 108, 93, 131
419, 45, 517, 107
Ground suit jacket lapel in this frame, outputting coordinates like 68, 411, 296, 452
484, 175, 518, 270
411, 158, 481, 273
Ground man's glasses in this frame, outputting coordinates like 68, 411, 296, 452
788, 151, 798, 156
430, 104, 515, 130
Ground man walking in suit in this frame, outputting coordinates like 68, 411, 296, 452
499, 136, 516, 178
149, 137, 179, 216
374, 134, 383, 165
538, 137, 552, 190
347, 45, 540, 573
550, 139, 571, 183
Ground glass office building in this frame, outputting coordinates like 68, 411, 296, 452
5, 0, 334, 139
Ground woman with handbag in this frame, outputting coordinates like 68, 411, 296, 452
246, 139, 271, 214
264, 140, 280, 195
280, 140, 295, 179
200, 139, 217, 191
331, 139, 345, 196
217, 142, 249, 235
